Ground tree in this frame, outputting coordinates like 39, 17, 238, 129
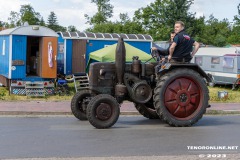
0, 21, 3, 27
227, 26, 240, 44
200, 15, 231, 47
133, 0, 196, 41
191, 16, 206, 42
233, 3, 240, 25
119, 13, 130, 24
39, 17, 45, 26
164, 0, 195, 30
228, 3, 240, 44
55, 25, 67, 32
7, 4, 43, 27
19, 4, 42, 25
86, 21, 116, 33
68, 25, 78, 32
86, 13, 145, 34
0, 21, 7, 30
47, 11, 66, 32
0, 21, 9, 28
48, 12, 58, 26
8, 11, 21, 27
85, 0, 113, 25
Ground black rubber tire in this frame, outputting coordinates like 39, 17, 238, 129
87, 94, 120, 129
71, 90, 95, 121
153, 68, 209, 127
134, 101, 159, 119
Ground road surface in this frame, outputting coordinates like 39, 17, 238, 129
0, 115, 240, 159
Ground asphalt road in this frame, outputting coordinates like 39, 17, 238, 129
0, 115, 240, 159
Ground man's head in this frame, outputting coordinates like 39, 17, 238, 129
174, 21, 185, 33
170, 31, 176, 42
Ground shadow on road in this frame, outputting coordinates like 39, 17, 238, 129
195, 115, 240, 127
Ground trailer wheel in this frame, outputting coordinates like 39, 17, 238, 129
87, 94, 120, 129
134, 101, 159, 119
154, 68, 209, 127
71, 89, 95, 120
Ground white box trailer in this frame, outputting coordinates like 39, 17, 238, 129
192, 47, 240, 89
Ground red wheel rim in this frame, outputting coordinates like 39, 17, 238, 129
164, 77, 202, 120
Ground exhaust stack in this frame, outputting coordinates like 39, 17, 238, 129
115, 37, 126, 84
115, 37, 127, 101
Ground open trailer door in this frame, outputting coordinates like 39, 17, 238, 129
40, 37, 58, 78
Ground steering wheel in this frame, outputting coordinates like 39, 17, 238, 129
151, 50, 159, 61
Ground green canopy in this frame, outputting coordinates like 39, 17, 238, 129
87, 42, 155, 70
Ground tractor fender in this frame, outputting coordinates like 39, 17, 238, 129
158, 63, 213, 83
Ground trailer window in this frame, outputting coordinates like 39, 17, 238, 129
57, 42, 64, 67
2, 40, 5, 55
58, 42, 64, 54
195, 57, 202, 66
211, 57, 220, 64
223, 57, 234, 68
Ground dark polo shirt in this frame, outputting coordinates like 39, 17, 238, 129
172, 30, 195, 60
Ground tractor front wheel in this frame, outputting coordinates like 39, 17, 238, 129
71, 90, 95, 120
87, 94, 120, 129
154, 68, 209, 127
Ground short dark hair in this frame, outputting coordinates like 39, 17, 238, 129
175, 21, 185, 27
171, 31, 175, 34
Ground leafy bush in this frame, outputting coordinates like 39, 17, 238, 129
0, 89, 6, 100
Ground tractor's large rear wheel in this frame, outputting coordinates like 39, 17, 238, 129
134, 100, 159, 119
71, 90, 95, 120
87, 94, 120, 129
153, 68, 209, 127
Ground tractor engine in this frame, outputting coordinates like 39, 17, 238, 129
88, 37, 155, 104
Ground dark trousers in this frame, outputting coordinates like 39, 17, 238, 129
171, 55, 192, 63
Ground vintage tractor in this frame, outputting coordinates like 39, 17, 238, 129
71, 37, 211, 129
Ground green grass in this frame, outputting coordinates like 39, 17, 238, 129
208, 84, 240, 103
206, 110, 240, 115
0, 83, 240, 103
0, 83, 76, 101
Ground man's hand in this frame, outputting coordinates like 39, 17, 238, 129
152, 47, 158, 50
192, 41, 200, 56
168, 55, 172, 62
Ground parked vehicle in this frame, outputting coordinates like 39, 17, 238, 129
71, 38, 211, 129
0, 24, 58, 96
192, 47, 240, 89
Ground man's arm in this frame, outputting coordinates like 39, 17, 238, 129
168, 42, 177, 61
191, 41, 200, 57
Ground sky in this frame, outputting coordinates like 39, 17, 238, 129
0, 0, 239, 31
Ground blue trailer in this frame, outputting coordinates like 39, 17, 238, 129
0, 25, 59, 95
57, 32, 153, 75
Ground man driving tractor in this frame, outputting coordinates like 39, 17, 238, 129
168, 21, 200, 62
152, 21, 200, 63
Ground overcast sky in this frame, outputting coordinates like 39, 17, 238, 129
0, 0, 239, 31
